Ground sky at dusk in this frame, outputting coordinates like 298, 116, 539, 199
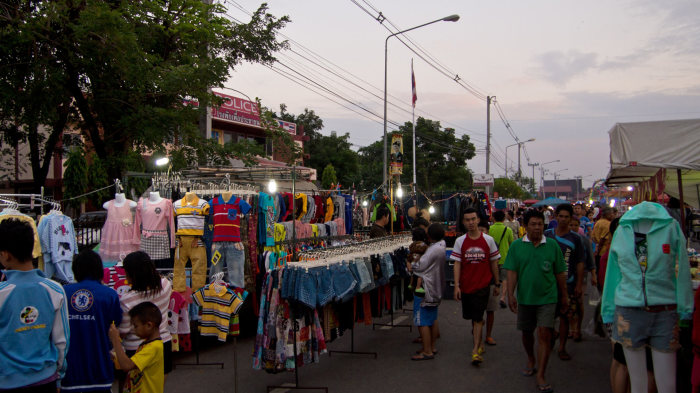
223, 0, 700, 189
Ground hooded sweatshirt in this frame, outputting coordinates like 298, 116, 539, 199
601, 201, 693, 323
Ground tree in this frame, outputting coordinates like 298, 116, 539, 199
63, 148, 88, 210
321, 164, 337, 190
0, 1, 74, 191
1, 1, 290, 181
358, 117, 477, 192
86, 154, 110, 208
493, 177, 528, 199
277, 104, 324, 140
306, 132, 360, 187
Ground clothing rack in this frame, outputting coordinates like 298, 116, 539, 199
274, 234, 353, 246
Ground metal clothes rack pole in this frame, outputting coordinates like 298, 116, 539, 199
372, 281, 412, 332
328, 297, 378, 359
267, 306, 328, 393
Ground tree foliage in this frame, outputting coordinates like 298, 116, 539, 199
63, 148, 88, 210
358, 117, 476, 192
321, 164, 337, 190
493, 177, 529, 199
86, 154, 110, 208
307, 132, 360, 187
1, 0, 289, 182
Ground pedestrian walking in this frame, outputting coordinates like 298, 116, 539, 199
505, 209, 568, 393
490, 211, 514, 312
543, 204, 585, 360
451, 208, 501, 365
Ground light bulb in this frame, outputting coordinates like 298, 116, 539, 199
268, 179, 277, 193
362, 200, 368, 207
155, 157, 170, 166
588, 199, 594, 205
428, 205, 435, 214
626, 186, 634, 191
396, 186, 403, 199
609, 199, 616, 207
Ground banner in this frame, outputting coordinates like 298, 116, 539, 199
472, 173, 494, 187
390, 133, 403, 176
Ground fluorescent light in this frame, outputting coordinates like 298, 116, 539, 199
155, 157, 169, 166
396, 183, 403, 198
268, 179, 277, 193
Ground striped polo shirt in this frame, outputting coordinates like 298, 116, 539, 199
173, 195, 209, 236
192, 285, 245, 342
117, 277, 173, 350
211, 196, 252, 242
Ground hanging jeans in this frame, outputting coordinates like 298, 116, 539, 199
174, 236, 207, 292
209, 242, 245, 288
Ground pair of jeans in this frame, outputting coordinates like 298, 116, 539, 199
209, 242, 245, 288
353, 258, 373, 292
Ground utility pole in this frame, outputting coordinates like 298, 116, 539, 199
554, 173, 559, 199
486, 96, 491, 196
528, 162, 539, 195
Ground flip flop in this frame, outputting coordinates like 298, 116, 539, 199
521, 367, 537, 377
411, 353, 434, 361
537, 383, 554, 393
558, 350, 572, 361
471, 353, 483, 365
415, 350, 438, 355
485, 337, 497, 346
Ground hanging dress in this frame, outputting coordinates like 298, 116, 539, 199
99, 200, 140, 261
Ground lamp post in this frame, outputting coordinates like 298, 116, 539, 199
517, 138, 535, 183
505, 142, 518, 178
383, 14, 460, 188
553, 169, 568, 198
539, 160, 560, 198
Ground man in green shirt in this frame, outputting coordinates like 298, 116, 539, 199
489, 210, 514, 311
504, 210, 568, 393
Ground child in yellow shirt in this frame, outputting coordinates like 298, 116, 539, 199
109, 302, 164, 393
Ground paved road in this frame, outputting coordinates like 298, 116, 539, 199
165, 292, 612, 393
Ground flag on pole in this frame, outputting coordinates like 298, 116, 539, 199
411, 59, 417, 108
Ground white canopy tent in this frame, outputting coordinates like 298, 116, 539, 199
605, 118, 700, 210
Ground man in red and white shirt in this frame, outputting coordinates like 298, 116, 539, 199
451, 207, 501, 366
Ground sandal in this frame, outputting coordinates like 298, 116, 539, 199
485, 337, 497, 346
415, 350, 437, 355
521, 367, 537, 377
558, 350, 572, 361
411, 353, 434, 361
471, 353, 483, 365
499, 300, 507, 309
537, 383, 553, 393
478, 346, 485, 355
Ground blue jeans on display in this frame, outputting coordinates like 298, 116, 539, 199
298, 268, 318, 309
209, 242, 245, 288
354, 258, 372, 292
316, 267, 335, 307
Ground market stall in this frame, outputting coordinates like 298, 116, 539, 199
605, 118, 700, 227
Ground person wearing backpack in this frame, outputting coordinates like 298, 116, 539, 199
489, 211, 514, 314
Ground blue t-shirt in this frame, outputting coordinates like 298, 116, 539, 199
62, 279, 122, 392
258, 192, 276, 247
544, 229, 585, 290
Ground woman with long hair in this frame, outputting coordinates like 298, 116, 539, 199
117, 251, 173, 376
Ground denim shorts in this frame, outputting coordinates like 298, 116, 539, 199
280, 268, 291, 299
364, 258, 376, 291
331, 263, 357, 301
315, 267, 335, 307
413, 296, 438, 327
612, 306, 679, 352
298, 269, 317, 309
371, 255, 387, 286
380, 253, 395, 280
354, 258, 372, 292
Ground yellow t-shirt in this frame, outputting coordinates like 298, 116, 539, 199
324, 197, 334, 223
125, 339, 164, 393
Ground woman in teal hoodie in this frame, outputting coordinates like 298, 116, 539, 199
601, 201, 693, 393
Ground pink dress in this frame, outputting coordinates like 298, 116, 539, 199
100, 200, 140, 261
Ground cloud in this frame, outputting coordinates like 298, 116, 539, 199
534, 50, 598, 86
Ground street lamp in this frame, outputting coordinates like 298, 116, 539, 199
505, 138, 535, 184
553, 168, 568, 198
383, 14, 460, 188
539, 160, 560, 198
